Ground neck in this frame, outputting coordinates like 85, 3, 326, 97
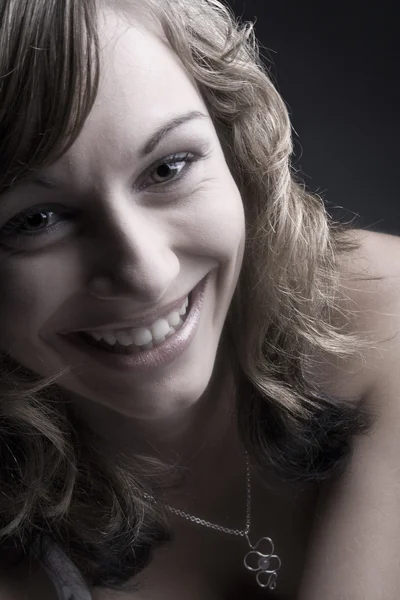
68, 348, 239, 472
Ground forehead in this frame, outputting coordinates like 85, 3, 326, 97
94, 7, 203, 117
41, 7, 209, 184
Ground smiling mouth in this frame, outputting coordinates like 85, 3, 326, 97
71, 292, 193, 355
58, 274, 209, 371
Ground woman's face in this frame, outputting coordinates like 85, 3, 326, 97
0, 9, 245, 420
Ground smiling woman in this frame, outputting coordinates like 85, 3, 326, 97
0, 1, 397, 600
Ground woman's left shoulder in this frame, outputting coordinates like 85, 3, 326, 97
345, 228, 400, 290
346, 230, 400, 406
298, 230, 400, 600
298, 229, 400, 598
309, 228, 400, 402
342, 228, 400, 328
341, 228, 400, 397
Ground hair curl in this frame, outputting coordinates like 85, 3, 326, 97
0, 0, 375, 591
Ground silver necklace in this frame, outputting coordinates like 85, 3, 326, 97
144, 451, 282, 590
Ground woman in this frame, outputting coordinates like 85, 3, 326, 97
0, 0, 399, 598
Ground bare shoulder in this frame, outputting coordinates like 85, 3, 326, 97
0, 553, 58, 600
338, 228, 400, 320
298, 230, 400, 600
307, 228, 400, 400
339, 228, 400, 292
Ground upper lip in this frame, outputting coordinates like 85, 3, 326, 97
60, 291, 192, 335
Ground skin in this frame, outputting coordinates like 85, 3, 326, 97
0, 8, 246, 466
298, 230, 400, 600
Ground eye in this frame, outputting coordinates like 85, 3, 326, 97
0, 150, 207, 247
0, 205, 76, 244
142, 152, 200, 189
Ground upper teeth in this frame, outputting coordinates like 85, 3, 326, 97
86, 296, 189, 347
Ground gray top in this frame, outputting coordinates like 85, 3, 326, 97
31, 537, 92, 600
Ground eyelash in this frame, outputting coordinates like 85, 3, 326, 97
0, 152, 201, 242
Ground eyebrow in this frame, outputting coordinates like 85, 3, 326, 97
20, 110, 209, 190
141, 110, 208, 156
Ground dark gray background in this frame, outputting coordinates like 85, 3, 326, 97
228, 0, 399, 234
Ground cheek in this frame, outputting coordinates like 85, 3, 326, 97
174, 177, 246, 262
0, 257, 77, 350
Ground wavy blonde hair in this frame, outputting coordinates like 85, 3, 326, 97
0, 0, 374, 591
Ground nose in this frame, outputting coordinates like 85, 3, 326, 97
87, 205, 180, 303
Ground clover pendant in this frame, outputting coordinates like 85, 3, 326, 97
244, 536, 282, 590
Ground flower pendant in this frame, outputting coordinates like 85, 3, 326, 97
244, 535, 282, 590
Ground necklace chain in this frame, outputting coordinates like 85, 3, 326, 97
143, 451, 283, 591
144, 451, 252, 537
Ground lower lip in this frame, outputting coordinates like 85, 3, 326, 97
59, 275, 209, 372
